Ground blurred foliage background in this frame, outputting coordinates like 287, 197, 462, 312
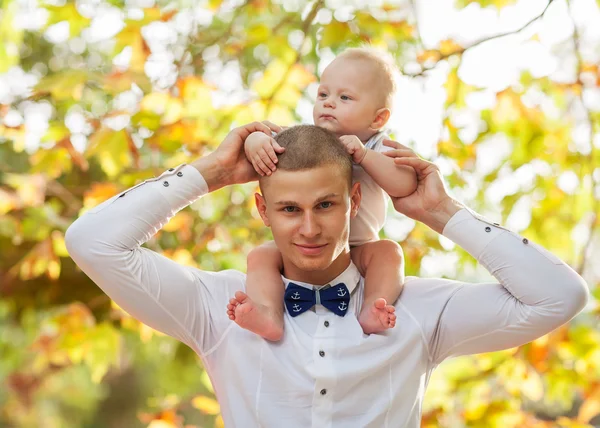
1, 0, 599, 426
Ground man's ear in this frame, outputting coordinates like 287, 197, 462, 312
350, 182, 361, 218
254, 192, 271, 227
370, 107, 391, 130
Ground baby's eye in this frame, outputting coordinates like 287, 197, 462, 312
319, 202, 332, 209
318, 92, 328, 98
340, 95, 351, 101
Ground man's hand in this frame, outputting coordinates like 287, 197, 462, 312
339, 135, 368, 164
382, 140, 463, 234
245, 131, 285, 176
192, 121, 281, 192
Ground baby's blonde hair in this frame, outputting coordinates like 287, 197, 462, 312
336, 47, 398, 108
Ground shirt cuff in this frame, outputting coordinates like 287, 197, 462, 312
442, 208, 508, 261
144, 164, 209, 211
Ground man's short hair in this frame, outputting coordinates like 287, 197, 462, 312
336, 46, 398, 108
259, 125, 352, 190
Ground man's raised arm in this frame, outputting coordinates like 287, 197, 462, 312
65, 122, 277, 355
384, 141, 589, 365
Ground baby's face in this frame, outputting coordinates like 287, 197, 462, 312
313, 57, 384, 141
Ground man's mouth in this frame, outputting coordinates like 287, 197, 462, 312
294, 243, 328, 256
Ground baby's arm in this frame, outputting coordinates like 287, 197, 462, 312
339, 135, 417, 198
351, 239, 404, 334
244, 131, 285, 176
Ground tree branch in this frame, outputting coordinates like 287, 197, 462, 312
264, 0, 324, 117
567, 0, 599, 275
405, 0, 556, 77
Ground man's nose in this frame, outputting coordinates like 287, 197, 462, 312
298, 212, 321, 238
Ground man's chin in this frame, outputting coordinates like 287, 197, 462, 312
292, 256, 333, 273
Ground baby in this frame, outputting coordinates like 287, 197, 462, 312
227, 48, 418, 340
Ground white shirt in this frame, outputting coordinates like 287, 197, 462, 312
65, 164, 589, 428
349, 132, 390, 246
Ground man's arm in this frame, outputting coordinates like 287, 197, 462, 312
66, 122, 276, 355
384, 141, 589, 364
413, 207, 589, 365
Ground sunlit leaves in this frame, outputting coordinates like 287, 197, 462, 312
192, 395, 221, 415
35, 70, 99, 101
455, 0, 518, 9
86, 128, 133, 178
44, 4, 91, 38
320, 21, 352, 48
0, 0, 23, 73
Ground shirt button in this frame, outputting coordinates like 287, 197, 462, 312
319, 350, 325, 357
163, 181, 169, 187
177, 171, 183, 177
485, 226, 491, 232
324, 321, 329, 327
523, 238, 529, 244
320, 389, 327, 395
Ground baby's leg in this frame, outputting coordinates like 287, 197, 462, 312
227, 241, 285, 341
351, 240, 404, 334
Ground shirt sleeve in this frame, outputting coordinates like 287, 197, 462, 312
65, 164, 242, 357
400, 209, 589, 366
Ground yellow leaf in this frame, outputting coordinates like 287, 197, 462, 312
439, 39, 463, 56
115, 24, 149, 73
30, 147, 72, 179
214, 415, 225, 428
320, 21, 352, 48
45, 4, 91, 37
0, 189, 21, 214
177, 76, 214, 117
417, 50, 441, 64
192, 395, 221, 415
0, 0, 23, 72
578, 384, 600, 423
140, 93, 183, 125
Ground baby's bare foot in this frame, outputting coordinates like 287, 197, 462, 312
358, 298, 396, 335
226, 291, 284, 341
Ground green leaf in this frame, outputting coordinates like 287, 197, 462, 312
86, 128, 132, 178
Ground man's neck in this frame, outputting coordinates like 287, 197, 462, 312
282, 252, 352, 286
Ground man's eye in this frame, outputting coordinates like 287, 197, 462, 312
283, 206, 297, 213
319, 202, 332, 209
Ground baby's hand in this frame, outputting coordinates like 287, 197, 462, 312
244, 131, 285, 176
339, 135, 368, 164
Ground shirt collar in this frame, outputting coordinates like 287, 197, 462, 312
282, 262, 361, 295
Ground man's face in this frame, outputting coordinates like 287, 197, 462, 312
256, 165, 361, 284
313, 57, 382, 141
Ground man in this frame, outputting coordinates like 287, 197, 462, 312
66, 122, 588, 427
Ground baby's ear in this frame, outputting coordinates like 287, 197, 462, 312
371, 108, 391, 130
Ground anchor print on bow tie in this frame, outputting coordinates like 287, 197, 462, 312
284, 282, 351, 317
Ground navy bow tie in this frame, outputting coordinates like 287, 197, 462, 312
284, 282, 350, 317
